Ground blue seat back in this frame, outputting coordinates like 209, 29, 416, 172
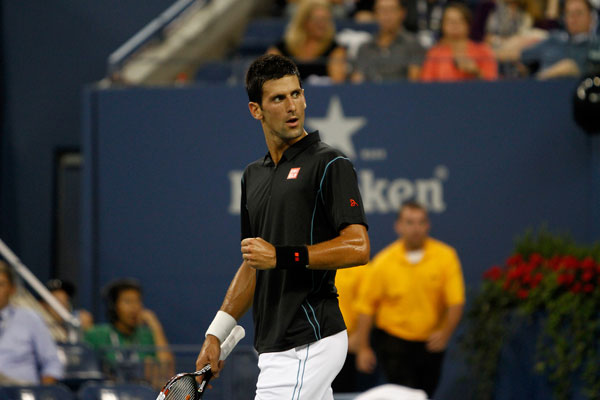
78, 383, 156, 400
0, 384, 75, 400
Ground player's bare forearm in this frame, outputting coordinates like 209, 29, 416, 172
219, 261, 256, 320
307, 224, 369, 270
241, 224, 369, 270
196, 262, 255, 376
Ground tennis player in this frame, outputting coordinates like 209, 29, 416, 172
196, 54, 370, 400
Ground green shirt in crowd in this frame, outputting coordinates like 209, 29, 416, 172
84, 323, 156, 366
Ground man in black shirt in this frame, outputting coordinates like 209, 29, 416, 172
196, 54, 369, 399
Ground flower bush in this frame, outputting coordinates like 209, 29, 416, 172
461, 229, 600, 400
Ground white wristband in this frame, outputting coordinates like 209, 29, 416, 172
205, 311, 237, 343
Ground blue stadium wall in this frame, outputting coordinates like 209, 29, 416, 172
83, 80, 599, 398
0, 0, 174, 282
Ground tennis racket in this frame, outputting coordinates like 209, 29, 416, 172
156, 325, 245, 400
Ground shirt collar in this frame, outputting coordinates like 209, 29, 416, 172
262, 131, 321, 166
398, 238, 430, 261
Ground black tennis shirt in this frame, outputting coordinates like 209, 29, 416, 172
241, 131, 368, 354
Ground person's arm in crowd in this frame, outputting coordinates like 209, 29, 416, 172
537, 58, 581, 79
426, 303, 464, 352
545, 0, 560, 21
477, 46, 499, 80
241, 224, 369, 271
407, 64, 422, 81
139, 309, 174, 365
31, 313, 64, 383
354, 313, 377, 373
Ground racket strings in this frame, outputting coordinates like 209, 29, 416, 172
164, 375, 198, 400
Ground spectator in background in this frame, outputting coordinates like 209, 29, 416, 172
485, 0, 535, 77
518, 0, 598, 79
280, 0, 356, 18
353, 202, 465, 399
0, 261, 63, 385
352, 0, 426, 82
421, 2, 499, 81
42, 279, 94, 341
267, 0, 348, 84
351, 0, 450, 49
84, 278, 173, 385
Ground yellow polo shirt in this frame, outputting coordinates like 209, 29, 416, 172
355, 238, 465, 341
335, 264, 368, 334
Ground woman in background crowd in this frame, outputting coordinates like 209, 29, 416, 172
268, 0, 348, 83
421, 2, 498, 81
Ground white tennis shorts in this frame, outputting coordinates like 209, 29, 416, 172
255, 330, 348, 400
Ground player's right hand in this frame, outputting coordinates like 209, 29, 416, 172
196, 335, 224, 384
356, 346, 377, 374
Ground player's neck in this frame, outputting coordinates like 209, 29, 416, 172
264, 130, 307, 165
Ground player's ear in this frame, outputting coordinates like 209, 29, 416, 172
248, 102, 263, 120
302, 89, 306, 109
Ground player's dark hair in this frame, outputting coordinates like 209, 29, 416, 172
0, 260, 15, 286
245, 54, 302, 105
102, 278, 143, 324
397, 201, 429, 220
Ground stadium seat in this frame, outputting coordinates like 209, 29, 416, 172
77, 382, 156, 400
56, 342, 104, 390
0, 384, 75, 400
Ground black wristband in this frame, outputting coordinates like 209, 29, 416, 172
275, 246, 309, 269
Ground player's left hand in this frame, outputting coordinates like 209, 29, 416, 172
241, 237, 276, 270
426, 330, 450, 353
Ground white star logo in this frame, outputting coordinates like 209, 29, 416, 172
306, 96, 366, 159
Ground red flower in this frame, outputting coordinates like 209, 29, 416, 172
517, 289, 529, 299
548, 256, 562, 271
583, 284, 595, 293
483, 266, 503, 281
507, 254, 523, 266
581, 257, 596, 270
582, 271, 594, 282
529, 253, 543, 267
557, 273, 575, 286
571, 282, 582, 293
561, 256, 579, 270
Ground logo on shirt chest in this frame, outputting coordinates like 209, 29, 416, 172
287, 167, 301, 179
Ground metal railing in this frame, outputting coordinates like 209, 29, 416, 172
0, 238, 81, 342
107, 0, 204, 76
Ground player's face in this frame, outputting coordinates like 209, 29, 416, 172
395, 207, 430, 250
0, 272, 14, 310
252, 75, 307, 142
115, 289, 143, 329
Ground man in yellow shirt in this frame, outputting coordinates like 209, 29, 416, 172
354, 201, 465, 398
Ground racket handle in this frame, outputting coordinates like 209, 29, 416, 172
219, 325, 245, 361
197, 368, 214, 397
